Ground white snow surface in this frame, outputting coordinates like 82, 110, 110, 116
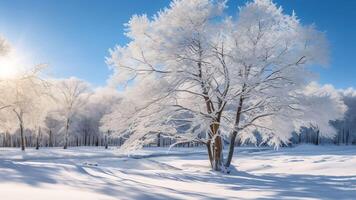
0, 145, 355, 200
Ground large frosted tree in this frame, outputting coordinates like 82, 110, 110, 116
102, 0, 346, 171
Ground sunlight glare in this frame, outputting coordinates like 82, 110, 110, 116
0, 49, 26, 79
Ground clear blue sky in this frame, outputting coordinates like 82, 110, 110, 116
0, 0, 355, 88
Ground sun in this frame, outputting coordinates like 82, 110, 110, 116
0, 62, 19, 79
0, 50, 25, 79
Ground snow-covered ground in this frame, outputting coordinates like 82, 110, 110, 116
0, 145, 355, 200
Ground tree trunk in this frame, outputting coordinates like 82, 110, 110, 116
225, 131, 237, 168
95, 136, 99, 146
212, 135, 223, 171
346, 129, 350, 145
49, 129, 53, 147
36, 127, 41, 150
64, 118, 69, 149
225, 92, 244, 168
298, 132, 302, 144
105, 130, 109, 149
20, 123, 25, 151
157, 132, 161, 147
206, 141, 213, 168
315, 129, 320, 145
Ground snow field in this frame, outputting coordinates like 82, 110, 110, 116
0, 145, 355, 200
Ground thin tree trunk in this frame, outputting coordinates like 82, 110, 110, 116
225, 90, 244, 168
206, 141, 213, 168
225, 132, 237, 168
346, 129, 350, 145
299, 132, 302, 143
64, 118, 69, 149
49, 129, 53, 147
36, 127, 41, 150
20, 123, 25, 151
157, 132, 161, 147
212, 135, 223, 171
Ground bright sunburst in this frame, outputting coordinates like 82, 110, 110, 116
0, 49, 27, 79
0, 60, 19, 79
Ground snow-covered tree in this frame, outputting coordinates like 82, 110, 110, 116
72, 87, 121, 147
102, 0, 346, 171
331, 88, 356, 144
51, 77, 91, 149
44, 111, 63, 147
0, 65, 50, 151
31, 86, 54, 150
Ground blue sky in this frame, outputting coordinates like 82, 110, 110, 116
0, 0, 355, 88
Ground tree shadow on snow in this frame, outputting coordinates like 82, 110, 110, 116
187, 168, 356, 200
0, 149, 355, 200
65, 161, 356, 200
0, 160, 58, 185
